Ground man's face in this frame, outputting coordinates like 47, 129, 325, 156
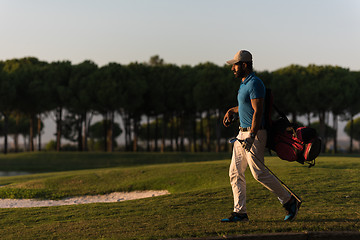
231, 62, 246, 79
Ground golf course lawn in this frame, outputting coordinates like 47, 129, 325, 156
0, 153, 359, 239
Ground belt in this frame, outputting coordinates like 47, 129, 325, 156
239, 127, 251, 132
239, 126, 265, 132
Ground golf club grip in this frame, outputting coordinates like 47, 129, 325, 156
225, 114, 239, 124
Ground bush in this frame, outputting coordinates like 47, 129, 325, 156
45, 140, 56, 151
61, 144, 78, 151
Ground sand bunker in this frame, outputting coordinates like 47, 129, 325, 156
0, 190, 170, 208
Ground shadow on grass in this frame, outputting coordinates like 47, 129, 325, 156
296, 218, 360, 223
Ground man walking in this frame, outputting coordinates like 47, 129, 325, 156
221, 50, 300, 222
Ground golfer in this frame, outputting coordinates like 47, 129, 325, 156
221, 50, 300, 222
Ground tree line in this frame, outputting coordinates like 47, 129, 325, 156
0, 56, 359, 153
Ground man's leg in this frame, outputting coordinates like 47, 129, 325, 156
229, 134, 249, 213
221, 131, 249, 222
245, 130, 291, 205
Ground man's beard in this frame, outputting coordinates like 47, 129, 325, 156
235, 69, 246, 79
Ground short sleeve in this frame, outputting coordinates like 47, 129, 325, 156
249, 78, 265, 99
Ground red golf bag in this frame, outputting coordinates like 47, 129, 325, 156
265, 89, 322, 167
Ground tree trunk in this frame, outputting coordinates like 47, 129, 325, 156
103, 114, 108, 152
111, 112, 115, 152
170, 113, 174, 152
29, 114, 35, 152
180, 113, 185, 152
175, 114, 180, 151
3, 113, 8, 154
23, 134, 28, 151
332, 113, 338, 154
123, 113, 129, 151
324, 112, 330, 146
349, 115, 354, 153
216, 110, 221, 153
146, 115, 151, 152
14, 133, 19, 153
127, 114, 132, 152
192, 114, 197, 152
37, 115, 42, 151
318, 110, 326, 153
206, 110, 211, 152
77, 114, 83, 151
107, 111, 114, 152
199, 114, 204, 152
307, 112, 311, 126
14, 114, 20, 152
161, 114, 167, 153
133, 116, 138, 152
155, 116, 159, 152
56, 107, 62, 151
292, 112, 297, 124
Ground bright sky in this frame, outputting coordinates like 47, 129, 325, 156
1, 0, 359, 72
1, 0, 359, 146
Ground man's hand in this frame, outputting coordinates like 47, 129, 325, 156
242, 136, 255, 151
223, 107, 239, 127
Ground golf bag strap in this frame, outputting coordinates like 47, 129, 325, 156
273, 104, 290, 123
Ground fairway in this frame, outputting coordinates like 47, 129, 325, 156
0, 153, 359, 239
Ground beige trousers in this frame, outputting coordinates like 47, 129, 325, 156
229, 129, 291, 214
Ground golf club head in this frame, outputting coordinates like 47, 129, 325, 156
229, 138, 238, 144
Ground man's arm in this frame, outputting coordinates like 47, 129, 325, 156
223, 106, 239, 127
250, 98, 264, 136
242, 98, 264, 151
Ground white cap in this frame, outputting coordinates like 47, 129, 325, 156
226, 50, 252, 65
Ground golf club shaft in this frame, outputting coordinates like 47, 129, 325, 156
230, 138, 302, 203
253, 154, 302, 203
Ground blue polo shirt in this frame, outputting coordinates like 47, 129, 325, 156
237, 73, 266, 128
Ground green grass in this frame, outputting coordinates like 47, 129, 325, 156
0, 151, 230, 172
0, 160, 230, 199
0, 154, 359, 239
